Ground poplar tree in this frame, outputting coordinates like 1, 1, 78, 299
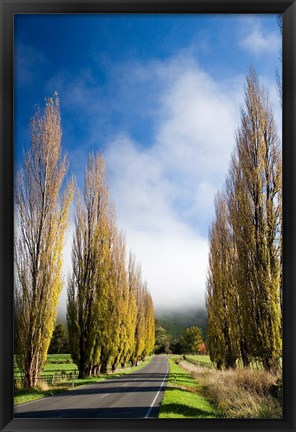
131, 264, 146, 365
206, 192, 240, 369
67, 153, 111, 378
206, 68, 281, 371
99, 222, 126, 374
121, 253, 138, 367
228, 68, 282, 371
144, 289, 155, 356
15, 94, 74, 388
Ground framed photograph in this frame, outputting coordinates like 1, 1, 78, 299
1, 0, 295, 431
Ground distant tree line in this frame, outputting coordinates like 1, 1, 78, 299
14, 95, 155, 388
206, 68, 282, 372
154, 321, 205, 355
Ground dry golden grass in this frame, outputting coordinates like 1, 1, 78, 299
35, 380, 49, 391
14, 381, 22, 391
180, 361, 282, 419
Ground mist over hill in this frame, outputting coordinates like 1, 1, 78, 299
155, 305, 208, 341
57, 304, 208, 342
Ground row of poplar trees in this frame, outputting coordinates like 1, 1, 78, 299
67, 153, 155, 378
14, 94, 155, 388
206, 68, 282, 372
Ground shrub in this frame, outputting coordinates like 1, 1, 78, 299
14, 380, 22, 391
35, 380, 49, 391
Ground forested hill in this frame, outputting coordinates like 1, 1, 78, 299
57, 305, 208, 341
155, 306, 208, 340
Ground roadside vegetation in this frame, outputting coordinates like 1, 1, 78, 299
14, 354, 153, 405
163, 356, 282, 419
159, 357, 219, 419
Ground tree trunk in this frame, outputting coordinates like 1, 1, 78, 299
100, 360, 108, 374
240, 338, 250, 367
216, 359, 223, 370
23, 368, 38, 389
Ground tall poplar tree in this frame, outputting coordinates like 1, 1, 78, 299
206, 192, 240, 369
15, 94, 74, 388
67, 153, 111, 378
121, 253, 138, 367
228, 68, 282, 371
206, 68, 282, 371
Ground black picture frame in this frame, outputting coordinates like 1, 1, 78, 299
0, 1, 295, 431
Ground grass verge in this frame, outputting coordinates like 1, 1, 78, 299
158, 358, 220, 418
14, 356, 153, 405
186, 362, 282, 418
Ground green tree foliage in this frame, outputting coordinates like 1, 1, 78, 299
154, 320, 170, 354
206, 68, 282, 371
15, 94, 74, 388
179, 326, 203, 354
49, 324, 69, 354
156, 307, 208, 341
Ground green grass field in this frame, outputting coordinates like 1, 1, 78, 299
184, 355, 212, 366
182, 355, 279, 371
158, 357, 220, 418
14, 354, 78, 380
14, 355, 153, 405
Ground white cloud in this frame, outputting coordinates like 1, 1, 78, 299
103, 56, 243, 310
240, 23, 281, 55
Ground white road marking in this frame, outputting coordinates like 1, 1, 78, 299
100, 393, 109, 398
144, 366, 169, 419
122, 383, 128, 387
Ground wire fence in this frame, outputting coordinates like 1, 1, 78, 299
14, 371, 80, 387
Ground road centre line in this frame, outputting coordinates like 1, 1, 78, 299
100, 393, 109, 398
144, 366, 169, 419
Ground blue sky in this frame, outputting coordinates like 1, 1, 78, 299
14, 14, 282, 312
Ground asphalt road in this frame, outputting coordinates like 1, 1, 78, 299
14, 355, 169, 419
